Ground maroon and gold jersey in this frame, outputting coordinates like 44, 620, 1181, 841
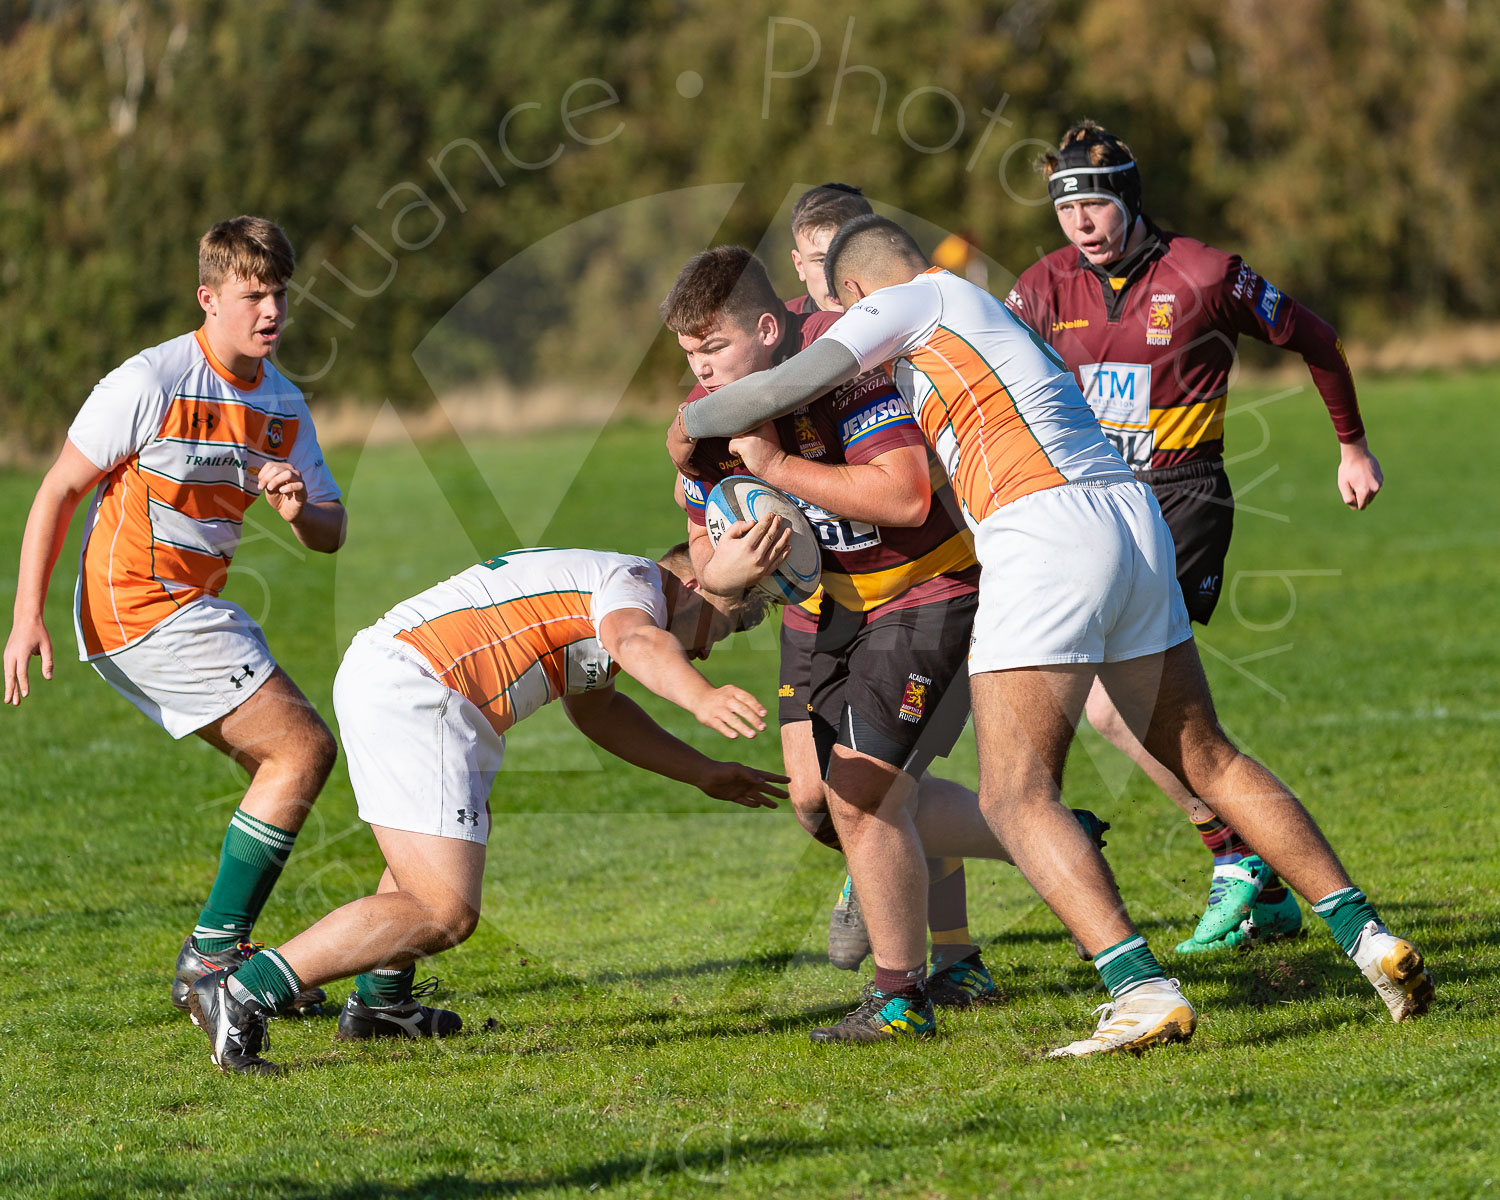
679, 307, 977, 631
1005, 222, 1364, 472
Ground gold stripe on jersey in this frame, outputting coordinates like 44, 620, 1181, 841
1150, 399, 1225, 451
819, 531, 977, 613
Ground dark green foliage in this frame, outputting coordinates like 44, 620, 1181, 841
3, 0, 1498, 448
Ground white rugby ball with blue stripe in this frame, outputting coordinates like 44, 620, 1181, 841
704, 475, 822, 604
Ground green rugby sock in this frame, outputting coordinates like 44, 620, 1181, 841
356, 965, 416, 1007
1094, 935, 1166, 999
194, 809, 297, 952
227, 948, 301, 1012
1312, 887, 1383, 956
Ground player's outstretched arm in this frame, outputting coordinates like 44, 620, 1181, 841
4, 440, 105, 706
563, 687, 787, 808
681, 340, 862, 440
600, 608, 767, 740
257, 461, 347, 552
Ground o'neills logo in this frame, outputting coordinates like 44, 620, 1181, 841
1146, 293, 1175, 346
1052, 318, 1090, 332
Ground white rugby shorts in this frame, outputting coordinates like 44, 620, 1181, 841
332, 630, 503, 845
88, 596, 277, 738
968, 479, 1193, 673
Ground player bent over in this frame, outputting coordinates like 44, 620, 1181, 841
1009, 120, 1387, 954
3, 217, 344, 1015
665, 247, 1109, 1040
676, 215, 1433, 1055
187, 543, 788, 1073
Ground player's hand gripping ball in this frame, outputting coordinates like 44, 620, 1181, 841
705, 475, 822, 604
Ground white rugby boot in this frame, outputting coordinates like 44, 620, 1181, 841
1047, 977, 1196, 1059
1350, 920, 1435, 1022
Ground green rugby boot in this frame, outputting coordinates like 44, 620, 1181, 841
1176, 887, 1306, 954
1188, 854, 1268, 943
926, 952, 999, 1009
809, 984, 936, 1044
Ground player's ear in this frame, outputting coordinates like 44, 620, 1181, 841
756, 311, 780, 347
198, 284, 218, 316
791, 248, 806, 280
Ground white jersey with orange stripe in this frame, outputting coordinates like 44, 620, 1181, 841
369, 548, 667, 737
822, 268, 1131, 529
68, 329, 339, 658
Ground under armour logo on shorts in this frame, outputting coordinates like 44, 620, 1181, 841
229, 665, 256, 688
455, 809, 480, 826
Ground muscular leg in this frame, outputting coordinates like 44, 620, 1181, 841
1084, 678, 1211, 822
824, 748, 927, 972
197, 667, 338, 832
277, 826, 486, 989
783, 721, 834, 844
184, 668, 338, 955
1098, 641, 1352, 902
970, 666, 1136, 956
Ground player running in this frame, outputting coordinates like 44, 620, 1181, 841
1006, 120, 1386, 955
665, 246, 1109, 1040
674, 214, 1434, 1056
187, 543, 788, 1074
4, 216, 344, 1017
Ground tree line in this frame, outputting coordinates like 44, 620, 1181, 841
3, 0, 1494, 447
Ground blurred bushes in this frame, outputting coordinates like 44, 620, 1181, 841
2, 0, 1494, 445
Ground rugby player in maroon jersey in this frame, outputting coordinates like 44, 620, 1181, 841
1006, 120, 1384, 954
663, 247, 1110, 1040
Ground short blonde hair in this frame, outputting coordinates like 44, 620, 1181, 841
198, 216, 296, 290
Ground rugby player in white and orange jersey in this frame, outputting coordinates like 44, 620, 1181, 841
675, 214, 1434, 1056
3, 217, 343, 1017
185, 542, 788, 1074
1009, 121, 1384, 955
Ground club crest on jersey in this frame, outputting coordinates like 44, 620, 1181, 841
899, 674, 930, 723
793, 410, 826, 458
1146, 292, 1176, 346
266, 418, 285, 450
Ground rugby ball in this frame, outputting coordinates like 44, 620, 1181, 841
704, 475, 822, 604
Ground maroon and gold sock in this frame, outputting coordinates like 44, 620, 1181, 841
1193, 815, 1253, 865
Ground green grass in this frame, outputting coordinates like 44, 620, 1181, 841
2, 369, 1498, 1199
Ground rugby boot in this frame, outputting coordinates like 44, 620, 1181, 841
809, 983, 936, 1044
1175, 889, 1306, 955
335, 977, 463, 1040
1187, 854, 1269, 944
172, 935, 327, 1016
1047, 977, 1196, 1059
926, 952, 999, 1009
1068, 809, 1111, 961
827, 875, 870, 971
1350, 921, 1435, 1023
187, 969, 281, 1075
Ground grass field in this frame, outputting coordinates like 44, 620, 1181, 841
2, 369, 1498, 1199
